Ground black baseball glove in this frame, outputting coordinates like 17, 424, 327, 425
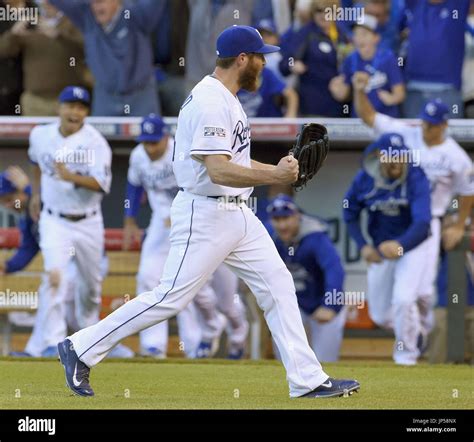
289, 123, 330, 191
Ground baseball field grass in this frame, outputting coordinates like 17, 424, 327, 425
0, 358, 472, 409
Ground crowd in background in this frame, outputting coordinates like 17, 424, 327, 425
0, 0, 474, 118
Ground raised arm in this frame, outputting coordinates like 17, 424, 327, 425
48, 0, 89, 30
352, 71, 376, 127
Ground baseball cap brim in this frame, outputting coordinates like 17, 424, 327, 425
136, 133, 165, 143
254, 43, 281, 54
60, 98, 90, 107
419, 113, 446, 125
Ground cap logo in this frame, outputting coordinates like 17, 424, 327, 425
73, 88, 85, 99
390, 135, 402, 146
143, 122, 155, 134
426, 103, 437, 116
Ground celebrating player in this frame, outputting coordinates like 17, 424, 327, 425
352, 72, 474, 352
267, 194, 347, 362
58, 25, 359, 398
28, 86, 112, 357
344, 133, 432, 365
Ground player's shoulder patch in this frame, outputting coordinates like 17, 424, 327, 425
204, 127, 227, 138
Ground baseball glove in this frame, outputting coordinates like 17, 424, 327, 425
289, 123, 330, 191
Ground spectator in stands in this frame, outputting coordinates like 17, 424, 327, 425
238, 66, 299, 117
279, 0, 345, 117
154, 0, 188, 117
329, 14, 405, 117
462, 1, 474, 118
402, 0, 472, 118
0, 0, 35, 115
267, 194, 347, 362
185, 0, 273, 92
0, 0, 92, 116
256, 19, 286, 83
364, 0, 406, 53
49, 0, 166, 116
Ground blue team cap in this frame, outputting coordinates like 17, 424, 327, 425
0, 172, 16, 196
256, 18, 277, 34
137, 114, 167, 143
216, 25, 280, 58
267, 194, 299, 217
419, 99, 449, 125
58, 86, 91, 106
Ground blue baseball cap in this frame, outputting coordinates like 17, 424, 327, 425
216, 25, 280, 58
419, 99, 449, 124
267, 194, 299, 218
58, 86, 91, 106
0, 172, 16, 196
256, 19, 277, 34
137, 114, 167, 143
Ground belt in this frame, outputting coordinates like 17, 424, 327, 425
47, 209, 97, 222
178, 188, 247, 204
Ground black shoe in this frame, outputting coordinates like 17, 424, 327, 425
58, 339, 94, 397
299, 378, 360, 398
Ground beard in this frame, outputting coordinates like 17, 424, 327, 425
238, 59, 261, 92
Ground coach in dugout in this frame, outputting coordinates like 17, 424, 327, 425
266, 194, 347, 362
48, 0, 166, 116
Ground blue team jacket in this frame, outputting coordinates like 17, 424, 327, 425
343, 143, 432, 252
271, 215, 345, 315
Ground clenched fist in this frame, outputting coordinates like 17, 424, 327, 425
275, 155, 299, 184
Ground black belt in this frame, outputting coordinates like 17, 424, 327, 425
178, 188, 246, 204
47, 209, 97, 222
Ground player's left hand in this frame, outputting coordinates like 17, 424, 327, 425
6, 166, 29, 192
442, 224, 465, 251
54, 162, 73, 182
378, 240, 403, 259
312, 306, 336, 323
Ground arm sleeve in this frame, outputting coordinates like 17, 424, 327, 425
27, 127, 40, 165
396, 167, 432, 252
129, 0, 167, 34
452, 150, 474, 196
190, 104, 234, 161
124, 181, 145, 218
5, 217, 40, 274
343, 173, 368, 250
386, 52, 404, 87
48, 0, 89, 30
89, 138, 112, 194
311, 233, 345, 313
373, 112, 410, 137
267, 69, 286, 96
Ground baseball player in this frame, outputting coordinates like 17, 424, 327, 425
344, 133, 433, 365
352, 72, 474, 351
59, 25, 359, 398
125, 115, 248, 359
267, 194, 347, 362
28, 86, 112, 357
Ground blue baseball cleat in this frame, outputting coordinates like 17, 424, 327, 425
299, 378, 360, 398
196, 341, 213, 358
41, 346, 59, 358
228, 347, 244, 360
58, 339, 94, 397
9, 351, 33, 357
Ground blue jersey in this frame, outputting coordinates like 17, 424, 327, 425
342, 47, 404, 117
343, 144, 432, 252
238, 67, 286, 117
279, 21, 343, 117
5, 210, 40, 274
270, 215, 345, 315
405, 0, 469, 89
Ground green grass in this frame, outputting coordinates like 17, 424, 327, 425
0, 358, 472, 409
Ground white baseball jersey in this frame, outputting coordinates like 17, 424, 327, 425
373, 113, 474, 217
28, 123, 112, 214
173, 75, 253, 199
127, 139, 178, 220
